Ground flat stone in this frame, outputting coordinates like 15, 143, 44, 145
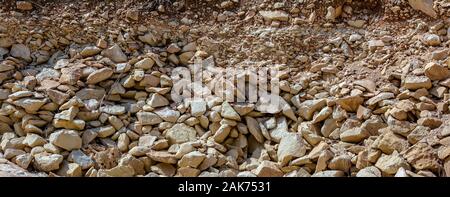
165, 123, 197, 145
134, 58, 155, 70
154, 107, 180, 123
101, 44, 127, 63
404, 143, 441, 172
296, 99, 326, 120
409, 0, 437, 18
366, 92, 394, 106
356, 166, 381, 177
147, 151, 177, 164
178, 151, 206, 168
375, 152, 410, 175
340, 127, 368, 143
13, 98, 46, 113
80, 46, 101, 57
277, 133, 306, 166
213, 124, 231, 143
98, 165, 135, 177
424, 62, 449, 81
245, 116, 265, 143
403, 76, 432, 90
259, 10, 289, 21
137, 111, 162, 125
23, 133, 46, 148
68, 150, 94, 170
49, 130, 82, 151
10, 44, 31, 62
100, 105, 126, 115
373, 131, 409, 154
148, 93, 169, 108
254, 161, 283, 177
36, 68, 60, 82
221, 101, 241, 121
269, 116, 289, 143
86, 68, 113, 84
33, 153, 63, 172
75, 88, 106, 100
53, 119, 85, 130
190, 99, 206, 117
336, 96, 364, 112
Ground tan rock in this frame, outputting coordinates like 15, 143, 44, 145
49, 130, 82, 151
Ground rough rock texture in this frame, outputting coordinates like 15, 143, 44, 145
1, 0, 450, 177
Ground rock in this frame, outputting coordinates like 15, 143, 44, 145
328, 155, 352, 172
148, 93, 169, 108
55, 106, 78, 121
258, 11, 289, 21
0, 62, 15, 72
422, 33, 441, 46
49, 130, 82, 151
23, 133, 46, 148
312, 107, 332, 123
277, 133, 306, 166
191, 99, 206, 117
47, 89, 69, 105
340, 128, 368, 143
136, 112, 162, 125
98, 165, 135, 177
373, 131, 409, 154
57, 162, 82, 177
403, 76, 432, 90
269, 117, 290, 142
245, 116, 265, 143
139, 32, 161, 46
368, 40, 384, 51
36, 68, 60, 82
154, 107, 180, 123
424, 62, 449, 81
138, 135, 157, 147
13, 98, 46, 113
165, 123, 197, 145
33, 153, 63, 172
296, 99, 327, 120
75, 88, 106, 100
147, 151, 177, 164
356, 166, 382, 177
221, 101, 241, 121
417, 117, 442, 129
16, 1, 33, 11
311, 170, 345, 177
408, 0, 437, 18
86, 68, 113, 84
68, 150, 94, 170
101, 44, 127, 63
90, 126, 116, 138
53, 119, 85, 130
213, 124, 231, 143
254, 161, 283, 177
135, 58, 155, 70
15, 153, 32, 169
80, 46, 101, 57
404, 143, 441, 172
100, 105, 126, 115
375, 152, 410, 175
366, 92, 394, 106
336, 96, 364, 112
10, 44, 31, 62
178, 151, 206, 168
179, 52, 194, 65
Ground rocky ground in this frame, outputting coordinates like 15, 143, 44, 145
0, 0, 450, 177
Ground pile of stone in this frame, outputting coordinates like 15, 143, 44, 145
0, 0, 450, 177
